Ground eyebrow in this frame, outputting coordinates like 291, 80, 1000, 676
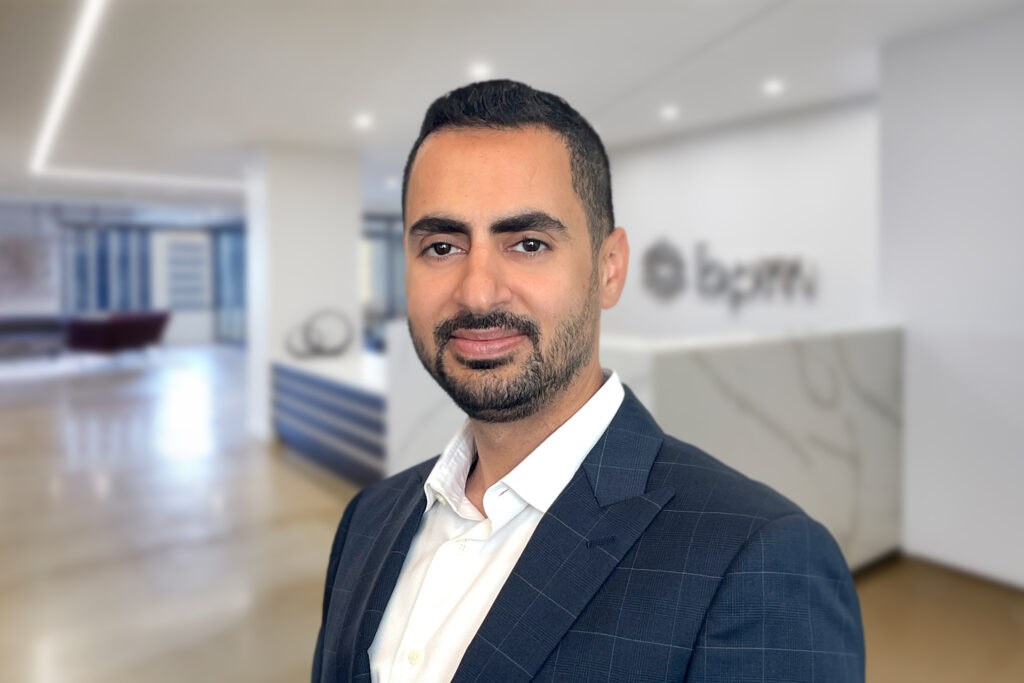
491, 211, 569, 236
407, 216, 469, 237
407, 211, 569, 238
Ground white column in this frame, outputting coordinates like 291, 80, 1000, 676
244, 146, 362, 439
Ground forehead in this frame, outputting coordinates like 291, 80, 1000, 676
405, 126, 585, 228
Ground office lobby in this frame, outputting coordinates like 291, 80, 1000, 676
1, 1, 1023, 681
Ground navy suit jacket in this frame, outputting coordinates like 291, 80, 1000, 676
313, 388, 865, 682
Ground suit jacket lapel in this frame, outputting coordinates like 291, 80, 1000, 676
342, 472, 428, 681
453, 389, 675, 682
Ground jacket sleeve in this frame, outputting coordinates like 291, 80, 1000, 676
683, 513, 865, 683
311, 489, 365, 683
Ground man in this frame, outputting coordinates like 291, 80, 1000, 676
313, 80, 865, 682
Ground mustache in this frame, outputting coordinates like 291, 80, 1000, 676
434, 310, 541, 350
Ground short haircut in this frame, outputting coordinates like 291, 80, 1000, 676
402, 79, 615, 253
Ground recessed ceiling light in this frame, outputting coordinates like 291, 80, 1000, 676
659, 104, 681, 121
353, 112, 375, 132
468, 61, 493, 81
761, 78, 786, 97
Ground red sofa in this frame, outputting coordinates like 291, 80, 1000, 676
65, 312, 170, 353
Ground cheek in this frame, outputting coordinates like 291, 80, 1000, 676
406, 275, 446, 340
406, 301, 434, 339
520, 269, 590, 323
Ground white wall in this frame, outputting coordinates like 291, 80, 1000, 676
881, 6, 1024, 588
607, 101, 880, 337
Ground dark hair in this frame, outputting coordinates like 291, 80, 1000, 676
402, 79, 614, 253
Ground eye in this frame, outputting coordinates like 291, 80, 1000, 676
423, 242, 464, 257
511, 238, 549, 254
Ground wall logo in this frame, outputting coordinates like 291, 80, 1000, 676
643, 240, 818, 311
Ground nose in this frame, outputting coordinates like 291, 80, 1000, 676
454, 244, 512, 314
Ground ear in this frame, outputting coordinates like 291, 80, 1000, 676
598, 227, 629, 309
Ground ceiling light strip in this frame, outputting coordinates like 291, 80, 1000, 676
30, 0, 109, 173
43, 166, 245, 191
29, 0, 243, 194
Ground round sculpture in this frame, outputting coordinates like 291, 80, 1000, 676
286, 309, 354, 359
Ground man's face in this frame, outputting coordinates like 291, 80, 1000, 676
404, 126, 604, 423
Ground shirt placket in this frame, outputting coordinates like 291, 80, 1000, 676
388, 514, 486, 680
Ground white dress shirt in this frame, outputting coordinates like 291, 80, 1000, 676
367, 371, 625, 683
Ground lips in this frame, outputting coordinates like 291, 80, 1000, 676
449, 327, 527, 357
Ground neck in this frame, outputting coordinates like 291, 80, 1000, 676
463, 361, 605, 509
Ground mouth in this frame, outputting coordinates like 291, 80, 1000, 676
448, 327, 528, 359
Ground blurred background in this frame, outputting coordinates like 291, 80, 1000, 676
1, 1, 1022, 681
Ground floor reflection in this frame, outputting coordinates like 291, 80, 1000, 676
0, 346, 358, 683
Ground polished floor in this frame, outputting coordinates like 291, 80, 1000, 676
0, 347, 359, 683
0, 346, 1021, 682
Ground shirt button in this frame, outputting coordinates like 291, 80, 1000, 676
408, 650, 422, 665
457, 539, 467, 552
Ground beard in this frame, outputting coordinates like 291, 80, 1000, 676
409, 288, 598, 423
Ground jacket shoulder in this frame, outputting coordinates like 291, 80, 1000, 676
650, 433, 806, 525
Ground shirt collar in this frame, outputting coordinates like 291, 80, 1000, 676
423, 419, 477, 517
423, 370, 625, 517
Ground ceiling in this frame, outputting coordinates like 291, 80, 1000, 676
0, 0, 1021, 212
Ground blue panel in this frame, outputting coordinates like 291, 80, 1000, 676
117, 228, 131, 310
273, 364, 387, 412
233, 229, 246, 307
273, 381, 385, 435
273, 399, 384, 459
225, 232, 236, 306
95, 231, 109, 310
212, 232, 224, 310
274, 417, 383, 486
138, 230, 150, 309
74, 233, 89, 311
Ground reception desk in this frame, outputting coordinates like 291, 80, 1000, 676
276, 323, 902, 570
271, 352, 388, 484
